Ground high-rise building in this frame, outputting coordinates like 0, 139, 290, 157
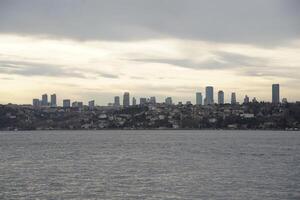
196, 92, 202, 105
50, 94, 57, 107
132, 97, 137, 106
32, 99, 40, 107
272, 84, 280, 104
218, 90, 224, 104
41, 94, 48, 106
244, 95, 250, 104
140, 98, 147, 106
150, 97, 156, 104
231, 92, 237, 104
205, 86, 214, 105
114, 96, 120, 107
165, 97, 172, 105
63, 99, 71, 108
88, 100, 95, 110
123, 92, 130, 107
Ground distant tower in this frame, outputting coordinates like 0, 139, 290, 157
244, 95, 250, 104
196, 92, 202, 105
32, 99, 40, 107
150, 97, 156, 104
50, 94, 57, 107
218, 90, 224, 104
231, 92, 237, 104
41, 94, 48, 106
132, 97, 137, 106
63, 99, 71, 108
123, 92, 130, 107
165, 97, 172, 105
114, 96, 120, 107
88, 100, 95, 110
272, 84, 280, 104
205, 86, 214, 105
140, 98, 147, 106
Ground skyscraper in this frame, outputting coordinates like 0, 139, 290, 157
50, 94, 57, 107
123, 92, 130, 107
32, 99, 40, 107
63, 99, 71, 108
218, 90, 224, 104
231, 92, 237, 104
88, 100, 95, 110
114, 96, 120, 107
41, 94, 48, 106
140, 98, 147, 106
150, 96, 156, 104
205, 86, 214, 105
132, 97, 137, 106
165, 97, 172, 105
196, 92, 202, 105
272, 84, 280, 104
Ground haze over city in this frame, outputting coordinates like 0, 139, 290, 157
0, 0, 300, 105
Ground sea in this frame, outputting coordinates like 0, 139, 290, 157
0, 130, 299, 200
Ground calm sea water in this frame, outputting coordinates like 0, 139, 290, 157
0, 130, 299, 200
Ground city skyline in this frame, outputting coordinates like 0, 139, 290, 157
0, 0, 300, 105
28, 83, 287, 107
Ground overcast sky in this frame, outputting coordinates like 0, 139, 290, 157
0, 0, 300, 105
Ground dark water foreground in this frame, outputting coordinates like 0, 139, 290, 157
0, 130, 299, 199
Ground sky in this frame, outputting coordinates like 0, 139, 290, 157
0, 0, 300, 105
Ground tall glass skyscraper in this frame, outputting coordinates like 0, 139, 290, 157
218, 90, 224, 104
272, 84, 280, 103
50, 94, 57, 107
123, 92, 130, 107
205, 86, 214, 105
231, 92, 237, 104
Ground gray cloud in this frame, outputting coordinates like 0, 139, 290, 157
0, 60, 86, 78
131, 52, 266, 70
0, 60, 119, 79
0, 0, 299, 45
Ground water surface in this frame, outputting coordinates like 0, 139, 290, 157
0, 130, 299, 199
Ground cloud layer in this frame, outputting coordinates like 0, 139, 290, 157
0, 1, 300, 104
1, 0, 300, 45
